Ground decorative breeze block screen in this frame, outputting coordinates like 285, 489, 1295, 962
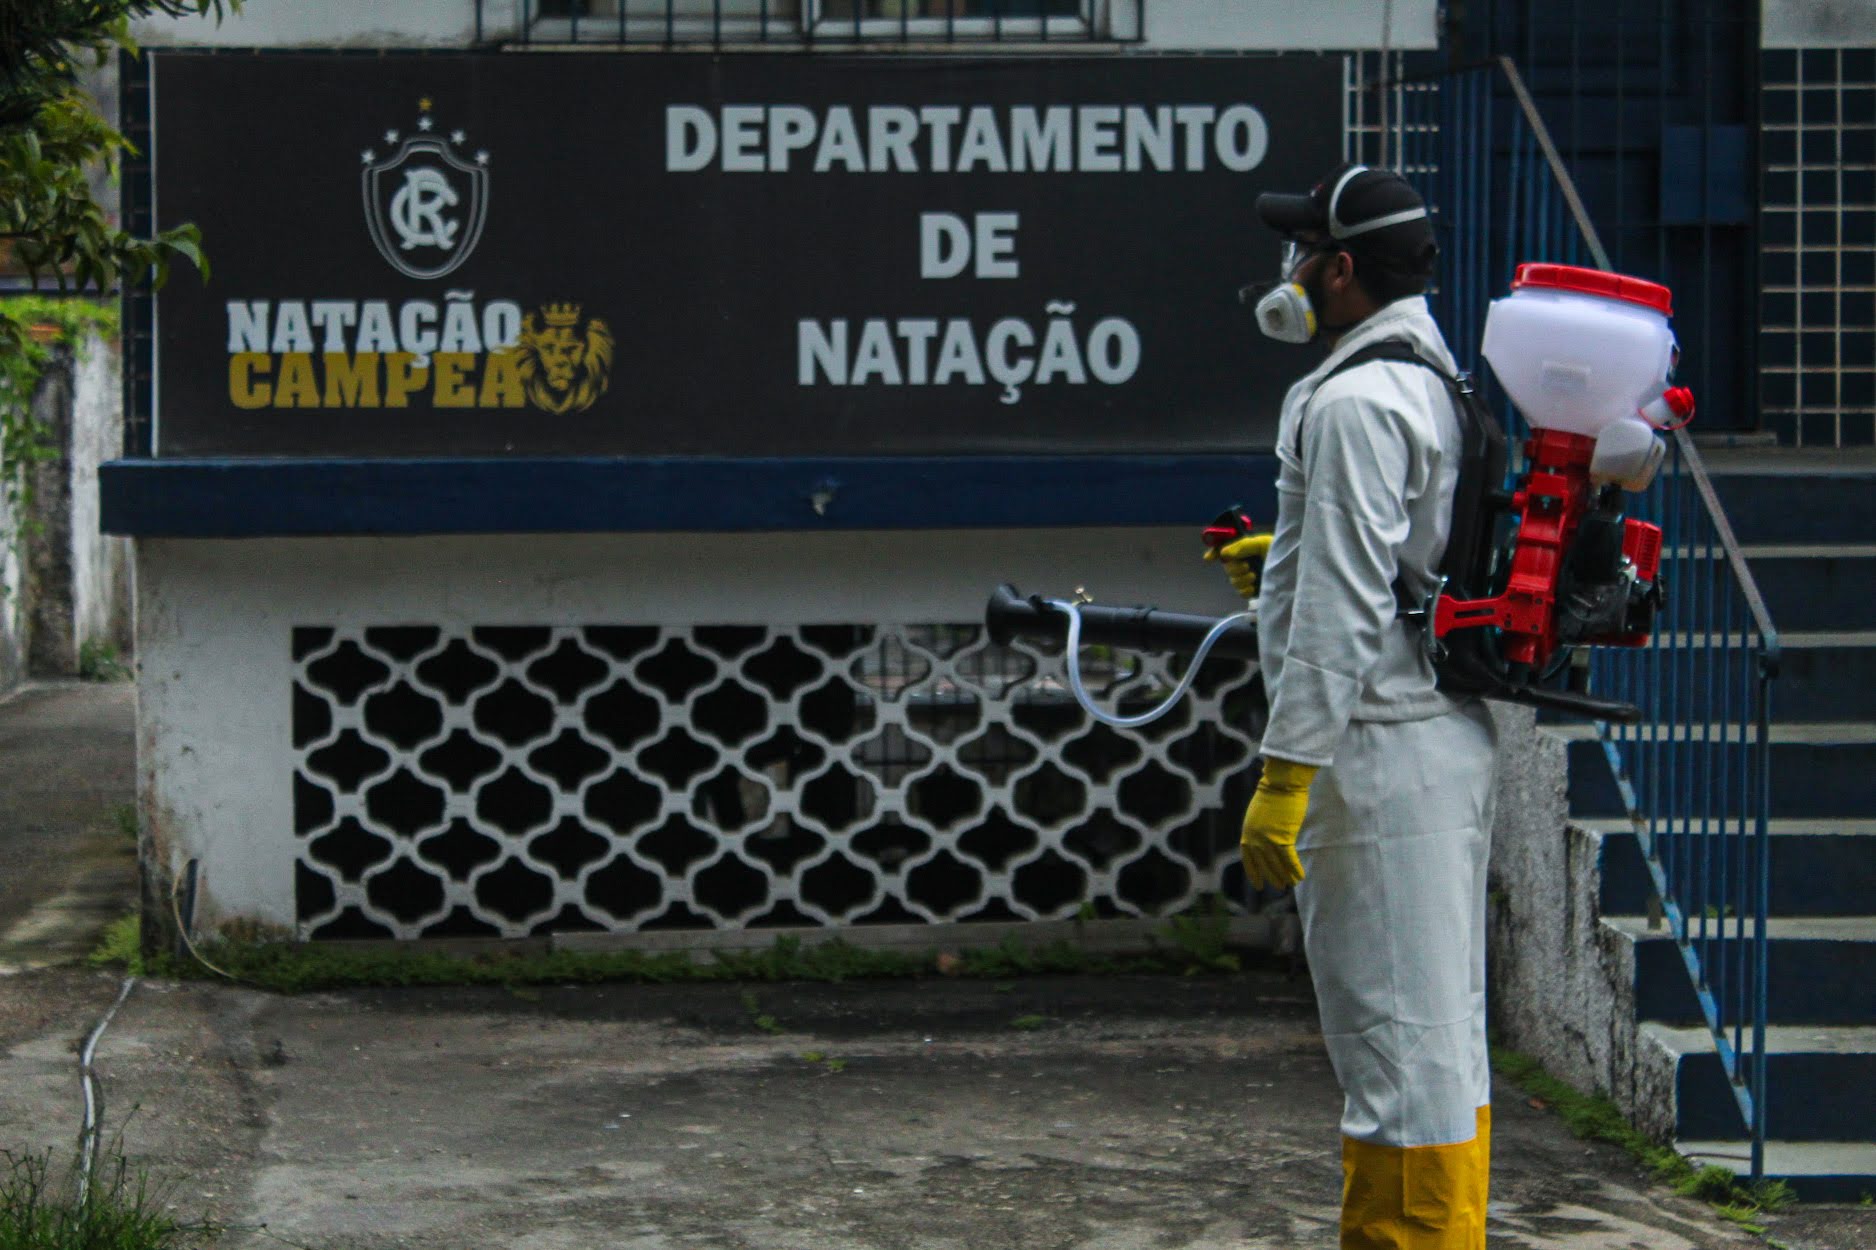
1760, 47, 1876, 448
292, 624, 1263, 941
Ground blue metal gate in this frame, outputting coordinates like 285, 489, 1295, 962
1448, 0, 1763, 433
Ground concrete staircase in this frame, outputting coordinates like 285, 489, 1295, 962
1569, 454, 1876, 1201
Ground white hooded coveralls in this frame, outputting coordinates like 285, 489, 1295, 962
1255, 296, 1498, 1245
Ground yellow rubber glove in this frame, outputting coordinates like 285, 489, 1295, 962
1203, 532, 1274, 600
1240, 757, 1318, 891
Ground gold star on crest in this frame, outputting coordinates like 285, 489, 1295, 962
418, 96, 434, 113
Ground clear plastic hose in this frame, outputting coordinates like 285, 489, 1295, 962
1044, 598, 1257, 729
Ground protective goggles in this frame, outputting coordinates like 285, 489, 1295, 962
1279, 239, 1336, 279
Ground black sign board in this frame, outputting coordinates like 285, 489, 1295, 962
151, 52, 1341, 458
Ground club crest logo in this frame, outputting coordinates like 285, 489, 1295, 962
361, 98, 488, 280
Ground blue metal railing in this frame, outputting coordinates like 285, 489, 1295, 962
1378, 56, 1779, 1180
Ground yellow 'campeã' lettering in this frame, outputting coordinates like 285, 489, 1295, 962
224, 351, 532, 410
229, 353, 272, 409
275, 353, 319, 408
383, 353, 428, 408
323, 352, 382, 407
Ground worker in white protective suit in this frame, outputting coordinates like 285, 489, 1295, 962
1211, 164, 1499, 1249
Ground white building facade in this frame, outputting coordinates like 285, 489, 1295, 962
114, 0, 1454, 945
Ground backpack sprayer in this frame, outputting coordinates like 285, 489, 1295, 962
986, 264, 1691, 727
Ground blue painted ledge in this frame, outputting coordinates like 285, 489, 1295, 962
100, 456, 1281, 537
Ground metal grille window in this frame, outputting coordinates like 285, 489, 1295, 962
1345, 53, 1436, 184
1760, 47, 1876, 448
292, 622, 1260, 940
493, 0, 1134, 46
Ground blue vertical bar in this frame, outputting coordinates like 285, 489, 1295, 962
1722, 565, 1734, 1023
1693, 517, 1707, 960
1506, 117, 1523, 282
1752, 667, 1772, 1182
1721, 579, 1738, 1064
1475, 69, 1490, 356
1646, 466, 1664, 856
1735, 614, 1753, 1074
1699, 516, 1715, 961
1677, 471, 1692, 915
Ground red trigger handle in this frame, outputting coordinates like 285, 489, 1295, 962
1201, 505, 1255, 552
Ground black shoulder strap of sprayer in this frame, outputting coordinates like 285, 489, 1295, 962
1301, 339, 1452, 457
1306, 337, 1510, 618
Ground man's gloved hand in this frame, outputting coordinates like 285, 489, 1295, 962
1203, 533, 1274, 600
1240, 757, 1318, 891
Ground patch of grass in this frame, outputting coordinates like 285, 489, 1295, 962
1712, 1200, 1766, 1235
1010, 1014, 1047, 1031
798, 1051, 845, 1073
740, 991, 783, 1035
86, 914, 143, 976
1750, 1179, 1797, 1213
132, 913, 1287, 996
0, 1147, 216, 1250
952, 934, 1172, 980
111, 805, 138, 842
1156, 894, 1241, 975
1494, 1046, 1795, 1225
75, 640, 131, 683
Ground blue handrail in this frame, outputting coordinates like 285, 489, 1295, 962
1379, 55, 1779, 1181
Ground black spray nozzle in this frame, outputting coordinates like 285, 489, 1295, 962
985, 584, 1260, 661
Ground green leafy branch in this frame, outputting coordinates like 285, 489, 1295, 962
0, 92, 205, 294
0, 0, 236, 554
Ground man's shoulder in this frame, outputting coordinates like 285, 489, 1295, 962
1308, 349, 1445, 411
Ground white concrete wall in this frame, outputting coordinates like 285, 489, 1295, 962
134, 0, 484, 47
1484, 712, 1675, 1137
69, 335, 131, 663
0, 459, 24, 696
134, 0, 1436, 49
137, 526, 1241, 929
1486, 709, 1629, 1096
0, 333, 129, 696
1763, 0, 1876, 48
1144, 1, 1436, 51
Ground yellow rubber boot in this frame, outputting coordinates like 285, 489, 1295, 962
1339, 1108, 1489, 1249
1473, 1105, 1491, 1232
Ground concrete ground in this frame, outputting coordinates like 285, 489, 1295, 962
0, 681, 136, 971
2, 680, 1871, 1250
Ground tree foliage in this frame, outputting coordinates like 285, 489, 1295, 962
0, 1, 231, 295
0, 1, 233, 539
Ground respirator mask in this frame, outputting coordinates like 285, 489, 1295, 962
1242, 240, 1329, 345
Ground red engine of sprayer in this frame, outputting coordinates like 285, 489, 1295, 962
1432, 428, 1664, 674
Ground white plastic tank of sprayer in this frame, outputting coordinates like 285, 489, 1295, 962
1481, 264, 1678, 436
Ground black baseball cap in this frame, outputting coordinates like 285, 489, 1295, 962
1256, 163, 1435, 269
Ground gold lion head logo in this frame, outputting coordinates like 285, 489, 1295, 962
515, 303, 614, 414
